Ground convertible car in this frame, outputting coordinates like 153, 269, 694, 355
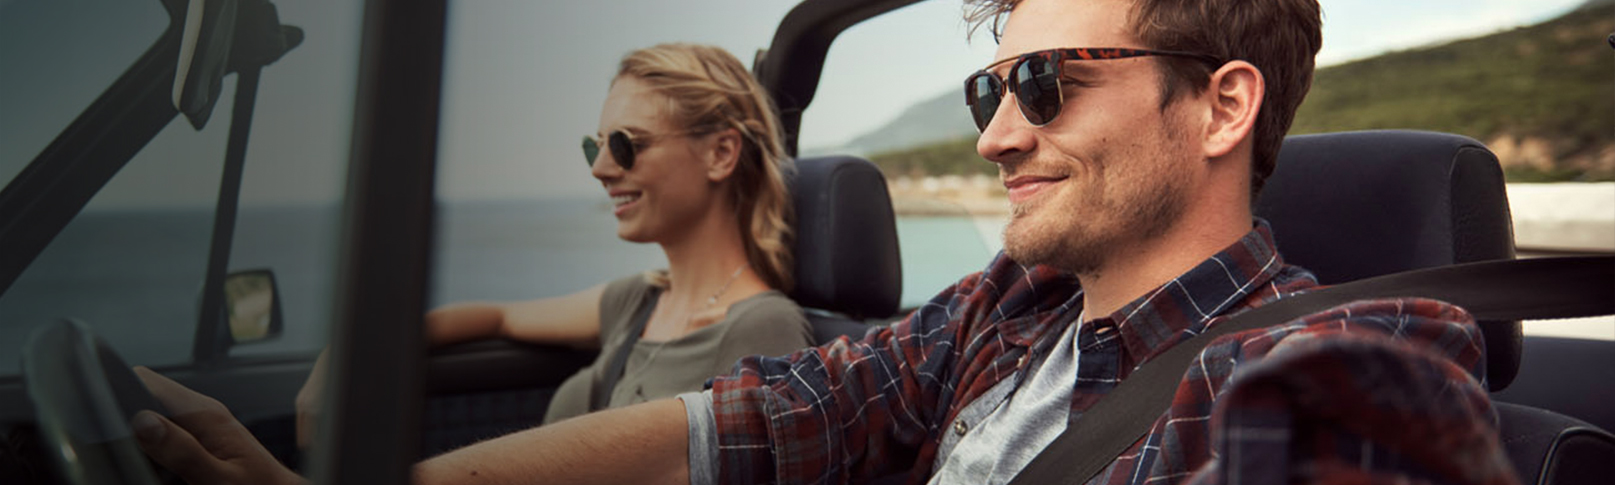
0, 0, 1609, 484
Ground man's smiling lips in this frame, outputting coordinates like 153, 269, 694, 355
1003, 175, 1067, 204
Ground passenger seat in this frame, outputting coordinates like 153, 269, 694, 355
787, 155, 903, 344
1256, 130, 1615, 485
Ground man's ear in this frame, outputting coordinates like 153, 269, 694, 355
1202, 60, 1263, 159
705, 128, 743, 182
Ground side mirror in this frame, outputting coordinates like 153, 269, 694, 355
223, 269, 282, 345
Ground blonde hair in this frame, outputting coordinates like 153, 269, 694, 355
618, 43, 796, 292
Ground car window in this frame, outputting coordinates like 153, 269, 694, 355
0, 0, 362, 374
0, 0, 167, 183
800, 2, 1002, 308
213, 0, 363, 358
0, 0, 217, 374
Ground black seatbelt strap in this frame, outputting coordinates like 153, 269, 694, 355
1007, 255, 1615, 485
590, 288, 662, 411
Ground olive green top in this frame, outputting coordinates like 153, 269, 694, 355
543, 274, 812, 423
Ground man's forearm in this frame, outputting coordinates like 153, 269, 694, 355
416, 398, 691, 485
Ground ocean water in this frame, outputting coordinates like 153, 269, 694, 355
0, 206, 344, 375
0, 198, 997, 375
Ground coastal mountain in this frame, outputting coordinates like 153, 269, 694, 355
1290, 0, 1613, 180
800, 86, 978, 159
827, 2, 1614, 182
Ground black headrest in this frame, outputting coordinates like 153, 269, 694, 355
1256, 130, 1520, 390
788, 156, 902, 320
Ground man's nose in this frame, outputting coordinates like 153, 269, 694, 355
976, 92, 1036, 165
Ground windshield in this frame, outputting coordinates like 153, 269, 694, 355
0, 0, 362, 375
806, 2, 1002, 307
0, 0, 167, 182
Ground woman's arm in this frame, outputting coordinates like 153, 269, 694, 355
297, 283, 611, 447
426, 282, 608, 350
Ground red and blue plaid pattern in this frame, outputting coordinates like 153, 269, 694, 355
708, 222, 1513, 485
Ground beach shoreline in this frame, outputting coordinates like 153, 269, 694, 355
890, 177, 1614, 252
890, 179, 1613, 340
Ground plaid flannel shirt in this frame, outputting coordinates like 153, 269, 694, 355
707, 221, 1515, 485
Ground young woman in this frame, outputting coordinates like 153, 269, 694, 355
295, 44, 810, 442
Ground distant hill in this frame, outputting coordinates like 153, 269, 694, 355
800, 86, 977, 159
1291, 2, 1613, 181
838, 4, 1614, 182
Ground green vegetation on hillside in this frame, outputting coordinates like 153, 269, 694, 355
864, 4, 1612, 182
1291, 3, 1613, 181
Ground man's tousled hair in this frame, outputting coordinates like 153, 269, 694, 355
966, 0, 1322, 197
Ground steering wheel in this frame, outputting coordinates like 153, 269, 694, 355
21, 319, 168, 485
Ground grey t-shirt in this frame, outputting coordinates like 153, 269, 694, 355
680, 316, 1088, 485
544, 274, 812, 423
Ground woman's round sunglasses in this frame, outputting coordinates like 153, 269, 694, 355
964, 47, 1223, 132
581, 129, 711, 170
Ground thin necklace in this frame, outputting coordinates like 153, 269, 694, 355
703, 264, 747, 307
627, 264, 747, 385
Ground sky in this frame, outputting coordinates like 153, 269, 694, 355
437, 0, 1591, 201
0, 0, 1592, 205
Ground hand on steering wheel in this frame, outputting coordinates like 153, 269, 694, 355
132, 367, 306, 485
20, 319, 303, 485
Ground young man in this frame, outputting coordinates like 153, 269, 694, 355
137, 0, 1515, 483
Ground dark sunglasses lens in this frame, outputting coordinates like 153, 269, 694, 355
608, 131, 635, 170
1012, 56, 1061, 126
582, 136, 599, 166
966, 73, 1003, 132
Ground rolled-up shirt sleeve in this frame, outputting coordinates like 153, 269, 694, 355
677, 391, 718, 485
699, 256, 1084, 485
705, 321, 937, 484
704, 276, 983, 485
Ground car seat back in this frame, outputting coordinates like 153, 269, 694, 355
788, 155, 902, 343
1496, 402, 1615, 485
1256, 130, 1520, 390
1256, 130, 1611, 484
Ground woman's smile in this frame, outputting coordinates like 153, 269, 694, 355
609, 189, 643, 216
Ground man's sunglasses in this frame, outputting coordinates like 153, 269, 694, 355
964, 47, 1224, 132
581, 129, 703, 171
